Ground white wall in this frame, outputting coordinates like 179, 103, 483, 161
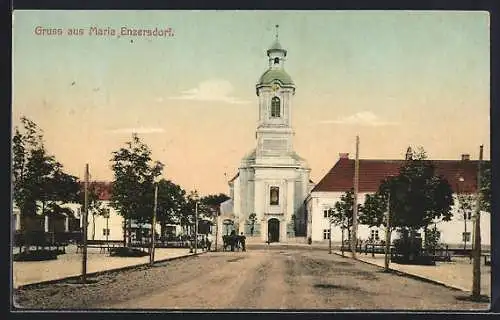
307, 191, 491, 247
87, 201, 124, 241
307, 191, 370, 242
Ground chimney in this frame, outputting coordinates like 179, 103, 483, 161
461, 154, 470, 161
339, 153, 349, 159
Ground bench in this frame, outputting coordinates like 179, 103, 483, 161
76, 241, 123, 253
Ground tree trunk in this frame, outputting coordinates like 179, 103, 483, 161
423, 225, 428, 250
127, 218, 132, 247
160, 221, 166, 241
122, 218, 127, 247
92, 213, 96, 240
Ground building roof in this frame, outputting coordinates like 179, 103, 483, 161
228, 173, 239, 183
312, 157, 484, 194
258, 68, 294, 86
78, 181, 113, 201
267, 39, 287, 56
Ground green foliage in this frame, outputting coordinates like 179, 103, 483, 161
248, 212, 257, 236
201, 193, 230, 207
457, 193, 475, 220
110, 134, 164, 243
424, 225, 441, 249
359, 193, 387, 228
156, 179, 187, 226
330, 189, 361, 238
480, 163, 491, 213
363, 147, 454, 230
12, 117, 79, 223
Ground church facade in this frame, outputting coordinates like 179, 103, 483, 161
227, 30, 313, 243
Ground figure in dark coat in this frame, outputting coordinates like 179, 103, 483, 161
240, 232, 246, 252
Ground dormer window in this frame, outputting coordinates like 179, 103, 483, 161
271, 97, 281, 118
274, 57, 280, 65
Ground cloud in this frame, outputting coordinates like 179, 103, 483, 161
167, 79, 250, 104
319, 111, 397, 127
107, 127, 165, 134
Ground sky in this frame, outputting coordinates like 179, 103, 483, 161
12, 10, 490, 197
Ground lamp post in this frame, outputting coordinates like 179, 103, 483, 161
81, 164, 89, 283
472, 145, 483, 300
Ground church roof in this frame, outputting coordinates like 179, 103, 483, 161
312, 156, 485, 194
291, 151, 305, 161
267, 39, 287, 56
242, 148, 257, 161
258, 68, 294, 86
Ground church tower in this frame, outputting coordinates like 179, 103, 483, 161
229, 26, 311, 243
255, 25, 296, 162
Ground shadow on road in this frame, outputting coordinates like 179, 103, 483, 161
313, 283, 367, 294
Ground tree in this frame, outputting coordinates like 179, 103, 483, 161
359, 147, 454, 260
110, 134, 164, 246
386, 147, 454, 230
155, 179, 187, 239
78, 182, 107, 240
480, 163, 491, 213
248, 213, 257, 236
12, 117, 79, 221
12, 117, 79, 251
12, 117, 46, 221
330, 189, 362, 243
200, 193, 230, 207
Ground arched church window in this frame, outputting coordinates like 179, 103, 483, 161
271, 97, 281, 118
270, 186, 279, 205
274, 57, 280, 64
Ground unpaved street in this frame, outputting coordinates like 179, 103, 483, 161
14, 246, 489, 310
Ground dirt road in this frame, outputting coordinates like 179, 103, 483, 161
14, 246, 489, 310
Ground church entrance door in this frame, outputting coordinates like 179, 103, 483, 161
268, 218, 280, 243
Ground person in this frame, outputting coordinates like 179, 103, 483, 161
206, 233, 213, 251
240, 232, 246, 252
230, 230, 236, 251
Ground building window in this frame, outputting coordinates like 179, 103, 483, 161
462, 232, 471, 242
270, 186, 279, 205
103, 228, 110, 236
271, 97, 281, 118
370, 230, 379, 242
323, 209, 328, 218
323, 229, 331, 240
274, 57, 280, 64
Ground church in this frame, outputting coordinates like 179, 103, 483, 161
222, 27, 313, 243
